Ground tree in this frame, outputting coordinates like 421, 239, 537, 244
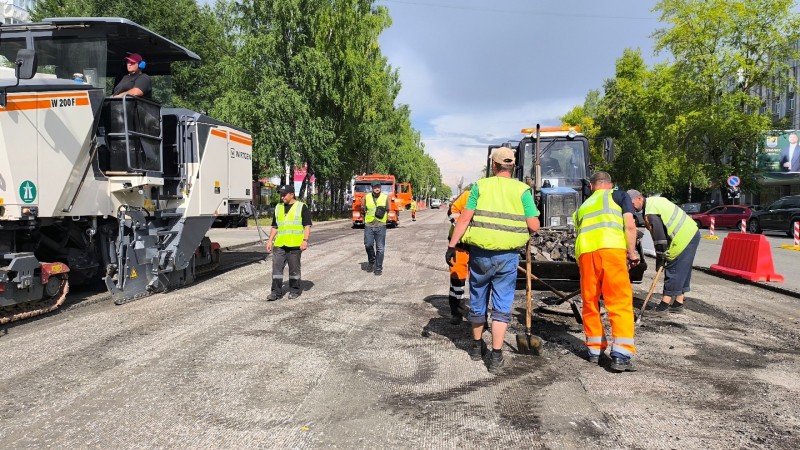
650, 0, 800, 198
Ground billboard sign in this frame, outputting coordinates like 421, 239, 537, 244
759, 130, 800, 173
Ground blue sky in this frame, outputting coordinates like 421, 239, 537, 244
377, 0, 664, 190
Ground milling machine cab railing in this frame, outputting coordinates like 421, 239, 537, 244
99, 96, 163, 175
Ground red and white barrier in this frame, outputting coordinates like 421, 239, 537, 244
710, 217, 715, 236
795, 221, 799, 247
741, 218, 746, 233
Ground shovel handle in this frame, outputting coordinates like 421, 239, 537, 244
637, 266, 664, 323
525, 242, 532, 331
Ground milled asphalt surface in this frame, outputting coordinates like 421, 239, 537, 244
1, 208, 799, 448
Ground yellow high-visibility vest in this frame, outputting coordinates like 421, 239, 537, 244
274, 201, 305, 247
365, 194, 388, 224
573, 189, 626, 259
462, 177, 530, 250
644, 196, 698, 260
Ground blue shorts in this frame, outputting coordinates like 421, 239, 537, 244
664, 231, 700, 297
467, 247, 519, 324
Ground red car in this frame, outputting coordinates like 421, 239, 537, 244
691, 205, 752, 229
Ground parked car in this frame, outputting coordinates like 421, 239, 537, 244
430, 198, 442, 209
691, 205, 752, 229
680, 202, 715, 215
747, 195, 800, 236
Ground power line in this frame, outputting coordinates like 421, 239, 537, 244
379, 0, 659, 21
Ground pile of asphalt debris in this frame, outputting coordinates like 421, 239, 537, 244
530, 229, 577, 262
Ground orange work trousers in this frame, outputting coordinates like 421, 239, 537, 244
578, 248, 635, 357
449, 247, 469, 281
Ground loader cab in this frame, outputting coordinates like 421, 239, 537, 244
518, 135, 589, 190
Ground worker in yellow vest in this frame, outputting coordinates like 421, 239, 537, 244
448, 148, 540, 374
361, 181, 390, 275
627, 189, 700, 316
574, 172, 640, 372
410, 198, 417, 221
266, 185, 311, 300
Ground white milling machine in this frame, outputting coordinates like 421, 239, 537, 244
0, 18, 253, 322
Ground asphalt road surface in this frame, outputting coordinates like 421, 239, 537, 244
1, 209, 799, 449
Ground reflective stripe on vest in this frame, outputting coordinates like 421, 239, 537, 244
574, 189, 626, 259
365, 193, 388, 224
645, 197, 699, 260
274, 201, 305, 247
462, 177, 530, 250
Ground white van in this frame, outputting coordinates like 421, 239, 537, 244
430, 199, 442, 209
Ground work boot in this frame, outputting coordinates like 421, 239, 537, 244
670, 302, 685, 314
366, 263, 374, 273
589, 352, 610, 365
374, 270, 382, 276
609, 356, 636, 372
267, 292, 281, 301
488, 350, 507, 374
449, 314, 463, 325
649, 301, 670, 316
468, 339, 487, 361
288, 292, 301, 299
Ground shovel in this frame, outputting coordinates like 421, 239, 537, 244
516, 265, 583, 325
635, 266, 664, 326
517, 243, 543, 355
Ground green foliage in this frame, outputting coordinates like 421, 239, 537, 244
565, 0, 798, 201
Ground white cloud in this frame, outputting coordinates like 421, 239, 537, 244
422, 98, 584, 191
378, 0, 663, 192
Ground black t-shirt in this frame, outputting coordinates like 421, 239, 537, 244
612, 190, 635, 215
113, 72, 152, 98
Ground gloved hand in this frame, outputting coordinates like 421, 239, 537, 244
445, 246, 457, 267
655, 251, 666, 271
627, 250, 640, 268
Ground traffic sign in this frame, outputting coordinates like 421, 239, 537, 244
19, 180, 37, 204
727, 176, 740, 187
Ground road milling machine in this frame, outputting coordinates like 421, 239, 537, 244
0, 18, 253, 322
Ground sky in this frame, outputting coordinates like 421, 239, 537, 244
376, 0, 665, 192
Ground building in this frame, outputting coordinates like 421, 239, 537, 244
751, 61, 800, 205
2, 0, 36, 25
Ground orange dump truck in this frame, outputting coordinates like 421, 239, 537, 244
351, 174, 412, 228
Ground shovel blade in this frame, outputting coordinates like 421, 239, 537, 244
516, 333, 543, 356
570, 301, 583, 325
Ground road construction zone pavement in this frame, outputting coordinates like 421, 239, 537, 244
1, 208, 798, 449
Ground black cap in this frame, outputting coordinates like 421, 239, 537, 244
278, 185, 295, 196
